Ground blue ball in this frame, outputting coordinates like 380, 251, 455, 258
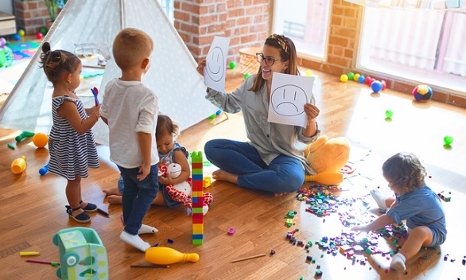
13, 34, 21, 41
371, 81, 383, 93
358, 75, 365, 83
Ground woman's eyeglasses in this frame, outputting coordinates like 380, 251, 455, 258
256, 53, 281, 67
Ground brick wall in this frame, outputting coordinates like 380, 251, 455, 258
174, 0, 270, 64
14, 0, 52, 35
299, 0, 362, 76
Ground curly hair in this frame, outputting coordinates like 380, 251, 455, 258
382, 152, 426, 193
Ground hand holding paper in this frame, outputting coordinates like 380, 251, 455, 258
267, 72, 315, 127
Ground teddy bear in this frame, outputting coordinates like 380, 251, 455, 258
303, 135, 350, 185
160, 163, 213, 215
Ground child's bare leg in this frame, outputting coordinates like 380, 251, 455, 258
107, 195, 123, 204
212, 169, 238, 184
391, 226, 433, 271
66, 177, 83, 214
103, 187, 121, 196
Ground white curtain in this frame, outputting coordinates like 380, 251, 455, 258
368, 8, 444, 70
442, 12, 466, 76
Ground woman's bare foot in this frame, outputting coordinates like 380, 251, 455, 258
212, 169, 238, 184
107, 195, 123, 204
103, 187, 121, 196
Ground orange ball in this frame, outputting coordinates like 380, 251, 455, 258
32, 133, 48, 148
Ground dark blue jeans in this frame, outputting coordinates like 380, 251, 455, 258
118, 164, 158, 235
204, 139, 304, 193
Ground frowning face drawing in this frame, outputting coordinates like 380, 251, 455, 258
270, 84, 308, 116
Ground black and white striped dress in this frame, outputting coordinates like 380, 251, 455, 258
48, 95, 99, 180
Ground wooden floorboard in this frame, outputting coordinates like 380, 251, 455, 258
0, 67, 465, 279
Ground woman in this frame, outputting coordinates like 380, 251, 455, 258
196, 34, 320, 195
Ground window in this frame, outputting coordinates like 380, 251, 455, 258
358, 7, 466, 95
273, 0, 331, 59
157, 0, 174, 24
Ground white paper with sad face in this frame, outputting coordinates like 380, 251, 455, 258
267, 72, 315, 127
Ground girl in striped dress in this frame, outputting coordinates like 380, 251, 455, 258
39, 42, 101, 223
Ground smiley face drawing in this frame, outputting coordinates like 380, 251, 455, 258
206, 46, 225, 82
270, 84, 308, 116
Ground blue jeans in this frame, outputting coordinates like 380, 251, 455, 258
118, 164, 158, 235
204, 139, 305, 193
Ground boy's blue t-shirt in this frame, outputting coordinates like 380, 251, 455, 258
387, 184, 446, 236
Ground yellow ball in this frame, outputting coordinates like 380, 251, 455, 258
353, 73, 360, 81
340, 74, 348, 82
18, 29, 25, 36
305, 70, 313, 77
32, 133, 49, 148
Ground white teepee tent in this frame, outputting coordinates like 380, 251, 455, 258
0, 0, 217, 145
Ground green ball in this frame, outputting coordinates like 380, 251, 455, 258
40, 27, 47, 35
243, 73, 250, 80
385, 110, 393, 119
229, 61, 236, 69
443, 136, 453, 146
347, 72, 354, 80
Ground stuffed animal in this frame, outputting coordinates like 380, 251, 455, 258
304, 135, 350, 185
161, 163, 213, 214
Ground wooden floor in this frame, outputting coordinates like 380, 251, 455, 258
1, 67, 465, 280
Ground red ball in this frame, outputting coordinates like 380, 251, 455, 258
36, 32, 43, 39
365, 76, 373, 86
381, 80, 387, 90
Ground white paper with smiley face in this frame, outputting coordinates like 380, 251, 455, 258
268, 72, 315, 127
204, 36, 230, 92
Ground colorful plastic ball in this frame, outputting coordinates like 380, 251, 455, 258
412, 85, 433, 101
36, 32, 43, 39
32, 132, 49, 148
353, 73, 360, 82
229, 61, 236, 69
385, 110, 393, 119
18, 29, 25, 36
365, 76, 373, 86
371, 81, 383, 93
443, 136, 453, 146
0, 37, 6, 48
340, 74, 348, 82
243, 73, 250, 80
40, 27, 48, 35
13, 34, 21, 41
381, 80, 387, 90
347, 72, 354, 81
305, 70, 313, 77
357, 75, 365, 83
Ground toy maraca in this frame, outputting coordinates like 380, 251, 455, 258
11, 156, 27, 174
145, 247, 199, 265
39, 163, 49, 176
15, 131, 35, 142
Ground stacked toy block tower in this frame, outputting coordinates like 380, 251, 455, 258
191, 151, 204, 245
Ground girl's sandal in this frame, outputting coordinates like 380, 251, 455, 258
66, 206, 91, 223
80, 200, 98, 212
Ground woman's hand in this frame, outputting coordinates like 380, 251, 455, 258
196, 59, 207, 76
304, 103, 320, 122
